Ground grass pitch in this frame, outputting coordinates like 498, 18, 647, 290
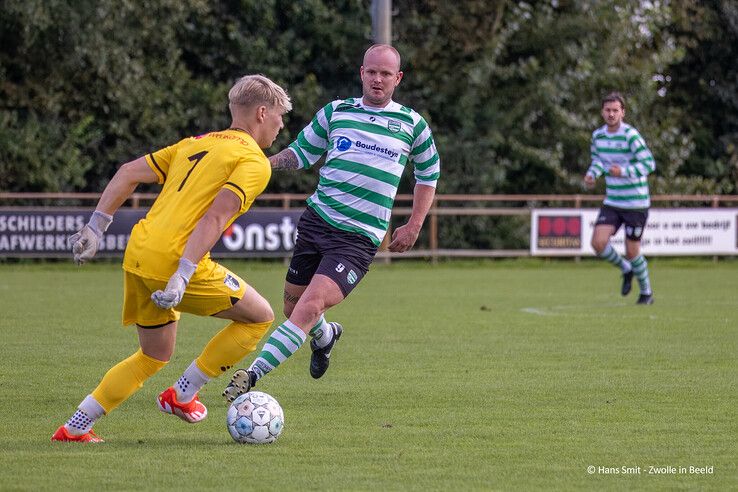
0, 259, 736, 491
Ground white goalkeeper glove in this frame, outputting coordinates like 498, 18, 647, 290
151, 258, 198, 309
68, 210, 113, 265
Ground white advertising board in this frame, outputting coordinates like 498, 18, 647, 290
531, 208, 738, 256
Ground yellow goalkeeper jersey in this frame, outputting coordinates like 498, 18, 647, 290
123, 129, 271, 281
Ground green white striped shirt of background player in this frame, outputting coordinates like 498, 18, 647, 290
287, 98, 440, 246
586, 123, 656, 210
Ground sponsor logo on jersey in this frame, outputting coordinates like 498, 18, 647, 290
387, 120, 401, 133
224, 273, 240, 291
347, 269, 358, 285
336, 137, 352, 151
334, 137, 399, 160
335, 263, 345, 273
354, 140, 399, 159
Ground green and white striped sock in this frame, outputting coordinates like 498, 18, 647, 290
309, 315, 334, 349
630, 255, 652, 295
248, 320, 307, 381
599, 243, 632, 273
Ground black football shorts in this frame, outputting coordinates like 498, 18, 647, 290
286, 207, 378, 297
595, 205, 649, 240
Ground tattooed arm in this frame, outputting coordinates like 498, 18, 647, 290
269, 149, 301, 170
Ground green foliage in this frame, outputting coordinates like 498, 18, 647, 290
657, 0, 738, 194
1, 0, 736, 244
395, 0, 683, 195
0, 0, 214, 190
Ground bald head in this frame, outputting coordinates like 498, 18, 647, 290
363, 44, 401, 71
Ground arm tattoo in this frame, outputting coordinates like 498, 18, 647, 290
270, 149, 300, 171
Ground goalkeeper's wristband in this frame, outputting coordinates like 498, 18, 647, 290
88, 210, 114, 236
176, 258, 198, 284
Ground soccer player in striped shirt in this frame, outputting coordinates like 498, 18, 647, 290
223, 44, 441, 400
584, 92, 655, 304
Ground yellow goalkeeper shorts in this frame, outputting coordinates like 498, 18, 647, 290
122, 260, 248, 328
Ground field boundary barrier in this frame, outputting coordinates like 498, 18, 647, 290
2, 193, 738, 260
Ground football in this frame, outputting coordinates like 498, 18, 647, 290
226, 391, 284, 444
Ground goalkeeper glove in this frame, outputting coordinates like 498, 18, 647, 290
68, 210, 113, 265
151, 258, 198, 309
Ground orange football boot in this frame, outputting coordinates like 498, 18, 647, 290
51, 425, 104, 443
157, 387, 208, 423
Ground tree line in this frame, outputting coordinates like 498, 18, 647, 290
1, 1, 736, 247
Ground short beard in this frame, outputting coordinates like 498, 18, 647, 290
363, 91, 389, 107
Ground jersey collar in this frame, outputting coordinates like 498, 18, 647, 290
357, 98, 397, 112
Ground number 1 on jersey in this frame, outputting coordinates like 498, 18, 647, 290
178, 151, 208, 191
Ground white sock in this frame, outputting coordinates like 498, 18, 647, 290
65, 395, 105, 436
174, 360, 210, 403
310, 316, 334, 349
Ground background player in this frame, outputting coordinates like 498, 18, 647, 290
223, 44, 441, 400
52, 75, 291, 442
584, 92, 656, 305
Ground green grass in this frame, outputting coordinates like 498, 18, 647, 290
0, 259, 736, 491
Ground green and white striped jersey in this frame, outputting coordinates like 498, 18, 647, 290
288, 98, 440, 246
587, 123, 655, 209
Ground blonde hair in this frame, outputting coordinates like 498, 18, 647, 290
228, 74, 292, 112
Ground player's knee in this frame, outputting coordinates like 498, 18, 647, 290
256, 303, 275, 324
591, 237, 606, 253
232, 294, 274, 324
294, 297, 324, 322
141, 345, 174, 362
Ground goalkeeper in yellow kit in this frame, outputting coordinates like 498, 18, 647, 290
52, 75, 291, 442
